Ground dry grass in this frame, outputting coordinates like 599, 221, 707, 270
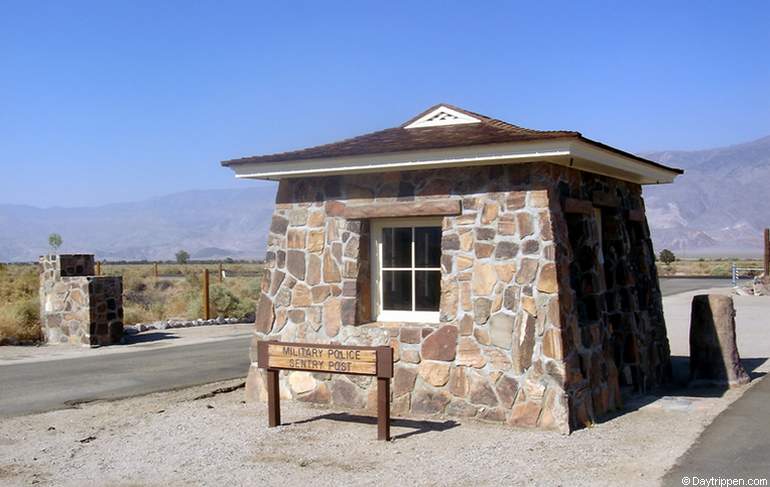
0, 262, 263, 343
656, 258, 763, 277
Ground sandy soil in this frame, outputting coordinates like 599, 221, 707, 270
0, 376, 754, 487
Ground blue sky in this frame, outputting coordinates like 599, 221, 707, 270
1, 1, 769, 207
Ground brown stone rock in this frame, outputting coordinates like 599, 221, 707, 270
468, 372, 499, 407
287, 229, 306, 249
477, 407, 507, 423
311, 285, 331, 303
307, 229, 325, 253
288, 309, 305, 323
393, 365, 418, 397
495, 263, 515, 283
471, 263, 496, 296
421, 325, 458, 361
503, 285, 520, 310
418, 361, 451, 387
506, 192, 526, 211
542, 328, 564, 360
288, 371, 316, 394
473, 298, 491, 325
323, 298, 342, 337
461, 282, 472, 311
528, 190, 548, 208
474, 326, 491, 346
456, 337, 487, 368
411, 384, 451, 415
341, 298, 356, 326
474, 242, 494, 258
508, 400, 542, 428
537, 263, 558, 294
305, 254, 321, 286
481, 202, 499, 224
269, 270, 285, 296
458, 315, 474, 336
521, 239, 540, 255
512, 312, 536, 373
270, 215, 289, 235
402, 349, 421, 364
291, 283, 312, 307
446, 399, 480, 418
296, 382, 331, 404
521, 295, 537, 316
391, 393, 410, 416
495, 375, 519, 408
459, 230, 474, 251
475, 227, 496, 241
255, 293, 274, 333
343, 236, 359, 258
448, 367, 469, 397
515, 258, 538, 285
440, 280, 458, 321
307, 210, 325, 227
456, 255, 473, 271
331, 377, 366, 409
325, 200, 345, 217
494, 241, 518, 260
286, 250, 306, 280
516, 212, 534, 237
400, 327, 422, 344
690, 294, 750, 386
539, 211, 553, 240
322, 250, 341, 283
489, 313, 514, 349
441, 233, 460, 251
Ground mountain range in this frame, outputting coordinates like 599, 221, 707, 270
1, 135, 768, 262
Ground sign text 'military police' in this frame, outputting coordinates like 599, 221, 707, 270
266, 344, 377, 375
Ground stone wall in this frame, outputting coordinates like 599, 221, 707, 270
39, 254, 124, 346
247, 162, 669, 432
548, 166, 670, 428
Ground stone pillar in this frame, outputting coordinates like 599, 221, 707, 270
39, 254, 124, 347
689, 294, 749, 387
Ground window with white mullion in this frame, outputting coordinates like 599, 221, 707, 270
372, 218, 442, 322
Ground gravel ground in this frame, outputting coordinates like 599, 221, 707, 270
0, 377, 753, 487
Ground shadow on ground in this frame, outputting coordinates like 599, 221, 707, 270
288, 412, 460, 440
597, 355, 767, 425
121, 332, 180, 345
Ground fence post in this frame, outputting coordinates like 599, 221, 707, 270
764, 228, 770, 282
154, 262, 159, 278
219, 262, 223, 283
203, 269, 210, 320
95, 261, 101, 276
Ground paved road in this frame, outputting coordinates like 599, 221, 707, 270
658, 277, 732, 296
662, 374, 770, 483
0, 336, 250, 417
0, 277, 732, 418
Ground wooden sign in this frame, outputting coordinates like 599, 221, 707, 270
256, 340, 394, 441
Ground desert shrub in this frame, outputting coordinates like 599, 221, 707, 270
210, 285, 253, 319
0, 297, 41, 342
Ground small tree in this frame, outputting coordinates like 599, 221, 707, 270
48, 233, 63, 253
175, 250, 190, 264
659, 249, 676, 266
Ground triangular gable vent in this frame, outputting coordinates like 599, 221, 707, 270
404, 105, 481, 129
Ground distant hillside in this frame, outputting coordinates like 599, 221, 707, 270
0, 186, 277, 262
2, 135, 768, 262
642, 135, 770, 257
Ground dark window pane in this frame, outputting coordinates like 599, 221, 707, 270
415, 270, 440, 311
414, 227, 442, 268
382, 270, 412, 311
382, 227, 412, 268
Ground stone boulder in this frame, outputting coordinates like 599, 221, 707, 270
689, 294, 750, 387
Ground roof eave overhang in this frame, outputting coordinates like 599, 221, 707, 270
224, 138, 682, 185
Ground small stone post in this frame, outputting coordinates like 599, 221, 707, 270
689, 294, 749, 387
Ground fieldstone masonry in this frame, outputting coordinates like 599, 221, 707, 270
246, 162, 670, 432
39, 254, 123, 346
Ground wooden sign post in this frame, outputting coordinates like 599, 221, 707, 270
256, 340, 394, 441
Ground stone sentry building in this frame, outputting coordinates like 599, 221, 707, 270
222, 104, 683, 432
39, 254, 123, 346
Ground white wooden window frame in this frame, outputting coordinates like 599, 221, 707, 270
370, 217, 443, 323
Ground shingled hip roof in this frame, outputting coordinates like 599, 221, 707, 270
221, 103, 683, 184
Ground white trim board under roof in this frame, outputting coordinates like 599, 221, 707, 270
222, 103, 683, 185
